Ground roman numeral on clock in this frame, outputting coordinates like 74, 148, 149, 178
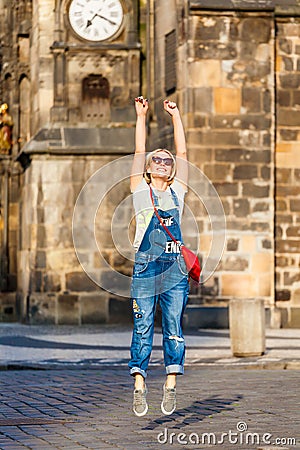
76, 18, 85, 28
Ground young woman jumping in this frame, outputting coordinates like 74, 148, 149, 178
129, 96, 189, 416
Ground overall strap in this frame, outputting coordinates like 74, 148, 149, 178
170, 187, 180, 208
150, 186, 159, 208
149, 187, 180, 246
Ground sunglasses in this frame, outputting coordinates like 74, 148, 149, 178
152, 156, 173, 166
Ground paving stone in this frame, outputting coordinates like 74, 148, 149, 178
0, 368, 299, 449
0, 325, 299, 448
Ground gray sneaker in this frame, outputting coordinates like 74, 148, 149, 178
161, 383, 176, 415
133, 385, 148, 417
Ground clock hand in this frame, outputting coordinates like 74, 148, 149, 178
96, 13, 118, 26
86, 13, 97, 28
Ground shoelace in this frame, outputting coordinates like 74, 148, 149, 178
165, 388, 176, 399
134, 390, 146, 406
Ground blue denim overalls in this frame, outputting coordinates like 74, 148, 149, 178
129, 186, 189, 379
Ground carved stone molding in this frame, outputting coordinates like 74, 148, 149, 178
69, 53, 126, 69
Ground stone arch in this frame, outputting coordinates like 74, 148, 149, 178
3, 73, 13, 106
19, 75, 31, 146
81, 74, 110, 123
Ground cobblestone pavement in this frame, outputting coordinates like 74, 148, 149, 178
0, 367, 299, 450
0, 324, 299, 449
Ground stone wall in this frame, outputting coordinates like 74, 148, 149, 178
275, 18, 300, 327
0, 0, 140, 324
153, 3, 278, 322
18, 156, 134, 324
1, 0, 300, 327
151, 1, 300, 327
188, 12, 274, 307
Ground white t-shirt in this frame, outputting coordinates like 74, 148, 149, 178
132, 178, 187, 251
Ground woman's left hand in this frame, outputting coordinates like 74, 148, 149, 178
163, 100, 179, 117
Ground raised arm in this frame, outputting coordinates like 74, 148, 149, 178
163, 100, 188, 188
130, 96, 149, 192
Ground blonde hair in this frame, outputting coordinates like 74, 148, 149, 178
144, 149, 176, 185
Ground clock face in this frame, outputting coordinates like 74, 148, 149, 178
68, 0, 124, 42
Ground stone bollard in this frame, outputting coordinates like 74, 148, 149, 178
229, 298, 266, 357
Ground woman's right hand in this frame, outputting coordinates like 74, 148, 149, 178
135, 96, 149, 116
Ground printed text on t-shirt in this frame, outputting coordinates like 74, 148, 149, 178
161, 217, 173, 226
165, 241, 181, 253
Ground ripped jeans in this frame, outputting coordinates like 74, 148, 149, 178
128, 252, 189, 379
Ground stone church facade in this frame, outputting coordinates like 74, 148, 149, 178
0, 0, 299, 327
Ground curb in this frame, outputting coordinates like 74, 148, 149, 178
1, 359, 299, 371
185, 359, 300, 370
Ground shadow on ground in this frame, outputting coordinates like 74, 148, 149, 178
142, 394, 243, 431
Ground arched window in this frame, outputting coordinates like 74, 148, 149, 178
4, 74, 13, 107
82, 74, 110, 123
19, 75, 31, 147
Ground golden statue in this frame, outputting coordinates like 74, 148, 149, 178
0, 103, 13, 154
